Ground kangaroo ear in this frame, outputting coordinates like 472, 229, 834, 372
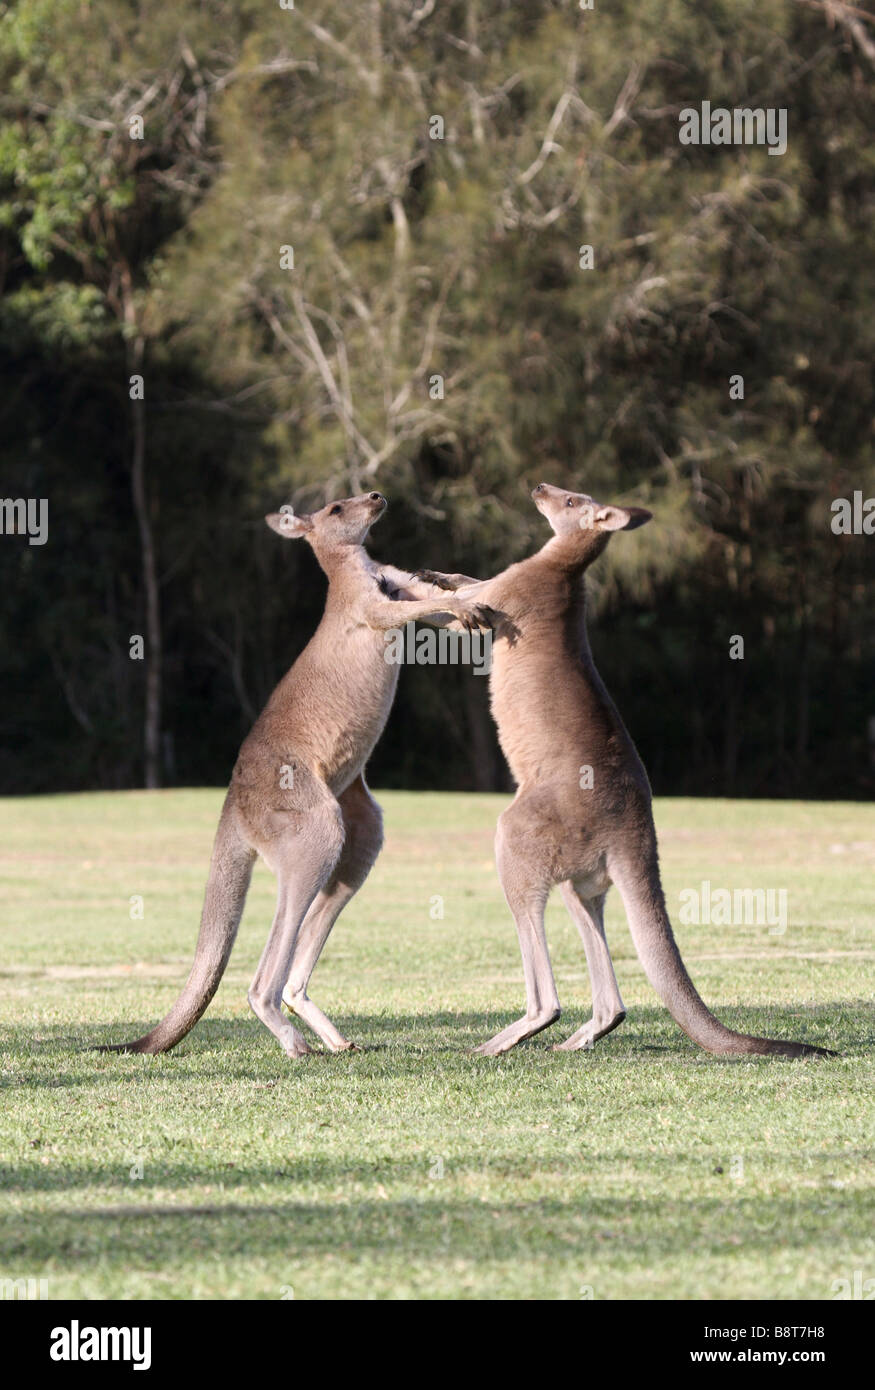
265, 509, 313, 539
595, 505, 653, 532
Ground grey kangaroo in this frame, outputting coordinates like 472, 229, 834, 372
417, 483, 831, 1059
102, 491, 491, 1058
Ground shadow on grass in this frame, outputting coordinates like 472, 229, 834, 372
1, 1137, 869, 1196
0, 1000, 858, 1079
0, 1188, 861, 1279
0, 1007, 864, 1290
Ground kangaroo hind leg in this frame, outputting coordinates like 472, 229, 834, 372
248, 804, 345, 1058
474, 802, 561, 1056
282, 776, 383, 1052
553, 885, 626, 1052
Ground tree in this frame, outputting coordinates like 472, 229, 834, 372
0, 0, 871, 796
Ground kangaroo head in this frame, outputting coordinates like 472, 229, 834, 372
532, 482, 651, 558
266, 491, 387, 558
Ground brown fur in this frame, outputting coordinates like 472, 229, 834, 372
100, 492, 491, 1057
426, 483, 832, 1059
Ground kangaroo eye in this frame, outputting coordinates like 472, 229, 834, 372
329, 504, 343, 516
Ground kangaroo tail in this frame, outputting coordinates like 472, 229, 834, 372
610, 858, 833, 1058
99, 804, 255, 1055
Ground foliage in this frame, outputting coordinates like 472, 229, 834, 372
0, 0, 872, 795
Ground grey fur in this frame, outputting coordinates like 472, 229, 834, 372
426, 483, 832, 1059
101, 492, 490, 1057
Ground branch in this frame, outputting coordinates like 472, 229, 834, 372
406, 0, 436, 33
290, 287, 380, 467
211, 56, 319, 94
517, 90, 573, 186
389, 259, 461, 417
822, 0, 875, 64
50, 651, 94, 734
603, 64, 643, 138
301, 20, 380, 95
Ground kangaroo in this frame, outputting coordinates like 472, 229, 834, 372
417, 483, 831, 1059
102, 491, 491, 1058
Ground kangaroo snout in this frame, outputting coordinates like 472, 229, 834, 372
531, 483, 560, 500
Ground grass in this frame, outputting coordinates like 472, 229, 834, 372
0, 789, 872, 1300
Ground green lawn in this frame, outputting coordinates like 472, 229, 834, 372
0, 790, 872, 1300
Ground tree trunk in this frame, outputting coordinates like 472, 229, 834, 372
126, 324, 162, 789
723, 669, 739, 796
794, 616, 811, 791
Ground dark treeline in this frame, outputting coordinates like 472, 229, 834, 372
0, 1, 872, 799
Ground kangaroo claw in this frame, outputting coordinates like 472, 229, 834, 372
413, 568, 457, 591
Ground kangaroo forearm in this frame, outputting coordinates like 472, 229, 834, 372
364, 598, 460, 631
379, 565, 465, 604
414, 568, 483, 591
378, 564, 434, 603
452, 577, 503, 608
440, 572, 483, 589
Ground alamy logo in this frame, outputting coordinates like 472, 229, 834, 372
830, 491, 875, 535
831, 1271, 875, 1300
0, 497, 48, 545
1, 1275, 48, 1299
384, 621, 492, 676
679, 101, 787, 156
50, 1320, 152, 1371
679, 879, 787, 934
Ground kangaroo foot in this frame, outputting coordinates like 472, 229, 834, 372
553, 1009, 626, 1052
474, 1007, 561, 1056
